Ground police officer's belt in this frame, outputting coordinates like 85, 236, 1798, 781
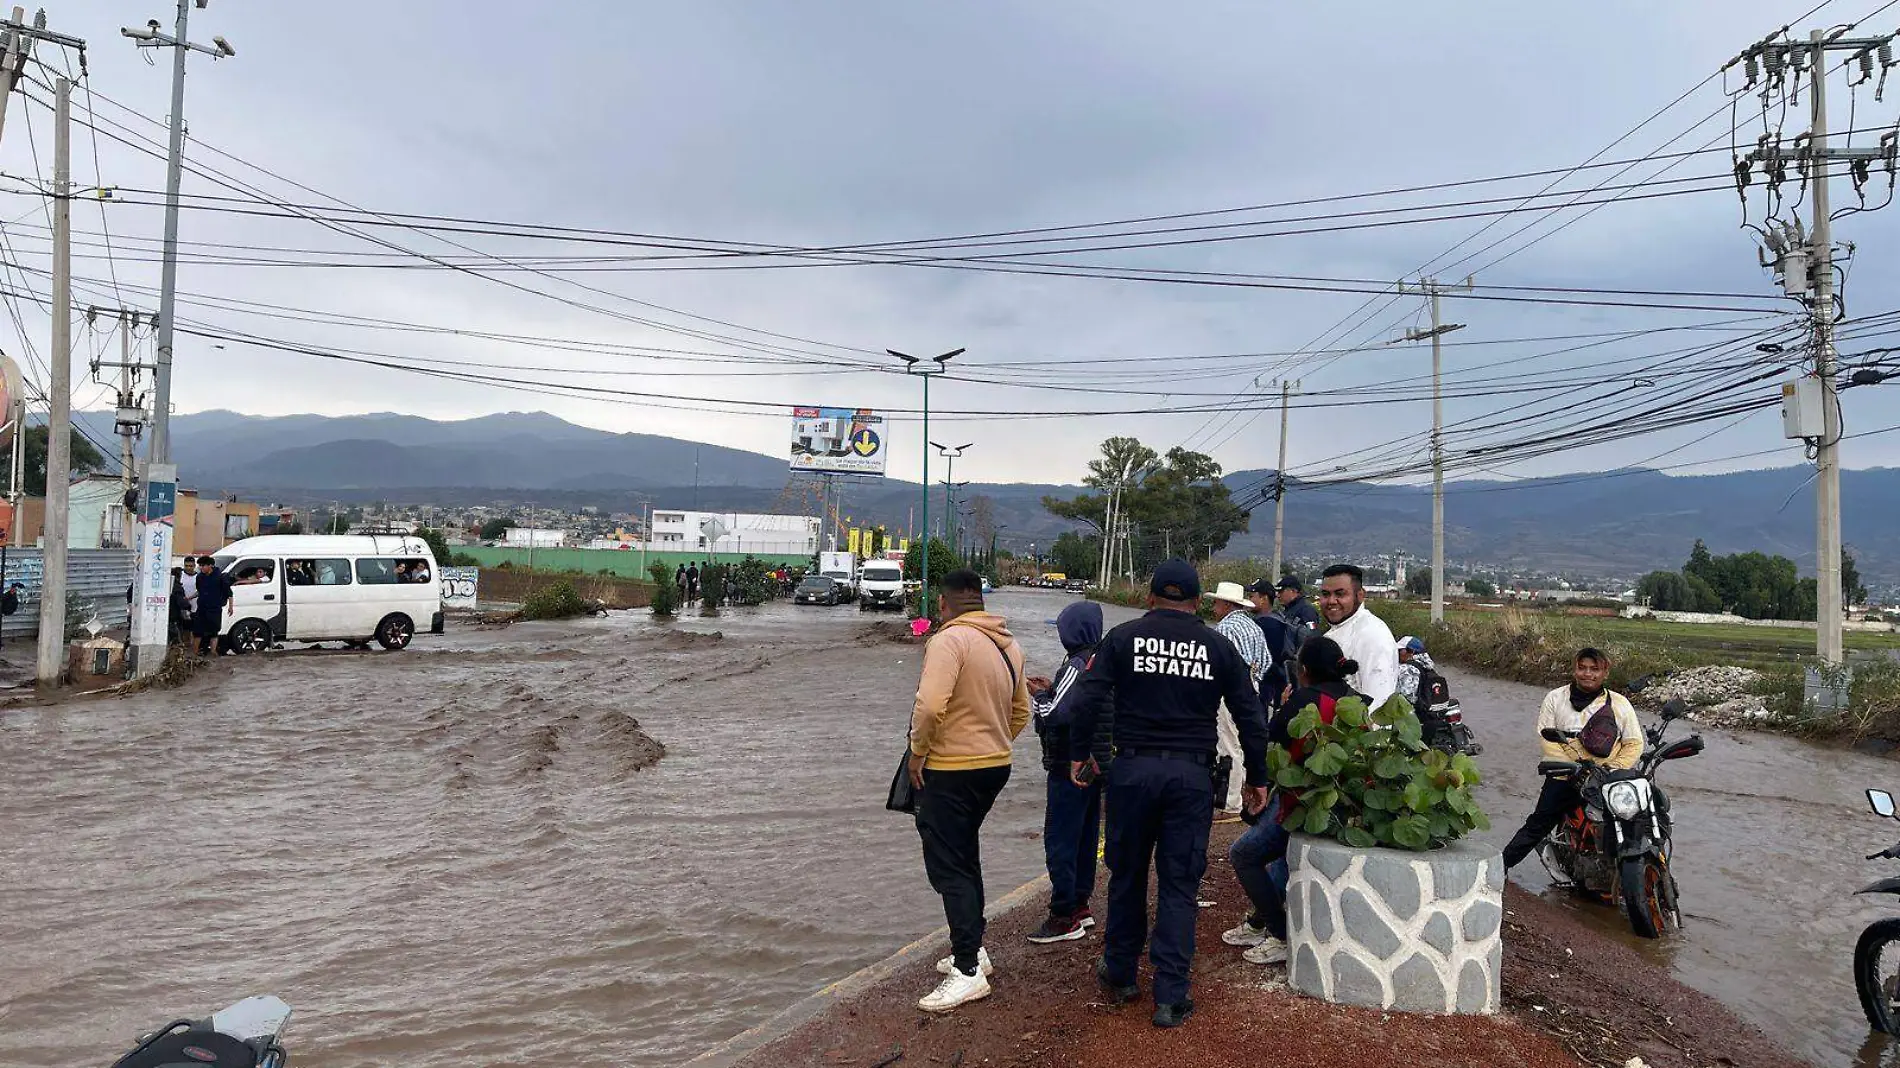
1115, 747, 1214, 765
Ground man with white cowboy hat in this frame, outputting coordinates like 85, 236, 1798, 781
1206, 579, 1271, 815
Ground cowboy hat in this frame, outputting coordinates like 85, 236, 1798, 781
1206, 581, 1252, 608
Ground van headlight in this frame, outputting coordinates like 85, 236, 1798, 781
1604, 779, 1649, 820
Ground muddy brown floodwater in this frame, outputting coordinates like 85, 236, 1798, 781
0, 587, 1892, 1067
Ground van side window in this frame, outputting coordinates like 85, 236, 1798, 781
356, 558, 401, 585
232, 558, 275, 585
287, 558, 351, 586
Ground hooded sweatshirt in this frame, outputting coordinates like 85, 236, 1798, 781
909, 609, 1033, 771
1033, 601, 1109, 771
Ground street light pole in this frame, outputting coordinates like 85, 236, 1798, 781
891, 348, 962, 620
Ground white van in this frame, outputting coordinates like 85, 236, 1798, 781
211, 534, 443, 653
858, 560, 906, 612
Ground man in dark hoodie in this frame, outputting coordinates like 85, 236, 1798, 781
1026, 600, 1108, 944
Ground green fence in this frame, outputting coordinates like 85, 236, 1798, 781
459, 545, 811, 578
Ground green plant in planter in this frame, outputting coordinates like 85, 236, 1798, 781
1264, 693, 1489, 852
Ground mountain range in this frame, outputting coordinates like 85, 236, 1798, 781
73, 409, 1900, 585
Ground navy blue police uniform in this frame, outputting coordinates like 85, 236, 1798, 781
1067, 561, 1270, 1019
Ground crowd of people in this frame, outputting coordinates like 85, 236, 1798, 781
901, 559, 1646, 1028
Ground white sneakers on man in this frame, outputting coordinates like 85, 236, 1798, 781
919, 966, 992, 1012
934, 946, 994, 977
1242, 937, 1289, 965
1221, 918, 1270, 947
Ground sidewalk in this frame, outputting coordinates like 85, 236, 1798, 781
698, 822, 1807, 1068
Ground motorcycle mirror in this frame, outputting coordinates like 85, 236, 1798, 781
1872, 789, 1898, 819
1661, 698, 1688, 721
1540, 728, 1565, 743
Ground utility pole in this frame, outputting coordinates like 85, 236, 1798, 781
1732, 27, 1900, 663
36, 77, 70, 685
1265, 378, 1300, 580
1397, 276, 1472, 625
122, 4, 231, 679
0, 9, 83, 151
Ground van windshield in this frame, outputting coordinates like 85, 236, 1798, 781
862, 567, 901, 581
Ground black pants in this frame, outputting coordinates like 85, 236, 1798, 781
192, 607, 224, 655
1102, 754, 1214, 1007
915, 764, 1011, 975
1503, 777, 1583, 868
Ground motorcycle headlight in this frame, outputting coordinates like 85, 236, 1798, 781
1604, 779, 1648, 820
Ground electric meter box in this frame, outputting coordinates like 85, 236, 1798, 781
1781, 378, 1825, 439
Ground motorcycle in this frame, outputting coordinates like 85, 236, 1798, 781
1853, 788, 1900, 1034
1536, 695, 1705, 938
1423, 697, 1483, 758
109, 995, 291, 1068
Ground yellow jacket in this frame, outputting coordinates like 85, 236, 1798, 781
909, 612, 1032, 771
1537, 686, 1644, 770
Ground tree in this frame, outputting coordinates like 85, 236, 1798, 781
276, 521, 305, 535
1465, 577, 1496, 598
479, 517, 516, 541
416, 527, 453, 564
322, 514, 351, 536
1406, 566, 1432, 598
1043, 437, 1247, 571
1845, 549, 1870, 607
903, 537, 960, 584
4, 424, 106, 496
867, 526, 887, 559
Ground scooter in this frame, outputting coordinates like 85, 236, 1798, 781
1536, 697, 1705, 938
1853, 788, 1900, 1034
1424, 697, 1483, 757
109, 996, 291, 1068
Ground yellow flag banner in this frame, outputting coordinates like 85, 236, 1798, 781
848, 528, 862, 556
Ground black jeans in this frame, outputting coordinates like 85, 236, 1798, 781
916, 764, 1011, 974
1503, 776, 1583, 868
1102, 755, 1214, 1007
1043, 769, 1103, 918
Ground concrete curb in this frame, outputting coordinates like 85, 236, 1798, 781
677, 873, 1052, 1068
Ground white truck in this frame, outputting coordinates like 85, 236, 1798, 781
857, 560, 906, 611
818, 551, 858, 601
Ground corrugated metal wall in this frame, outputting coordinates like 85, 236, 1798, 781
0, 548, 136, 639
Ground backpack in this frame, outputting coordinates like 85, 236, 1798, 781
1415, 665, 1452, 712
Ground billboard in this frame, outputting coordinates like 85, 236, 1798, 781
790, 407, 887, 475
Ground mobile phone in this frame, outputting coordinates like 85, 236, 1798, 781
1076, 762, 1098, 785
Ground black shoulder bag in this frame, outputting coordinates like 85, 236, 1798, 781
887, 635, 1020, 814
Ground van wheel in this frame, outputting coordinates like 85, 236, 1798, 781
376, 614, 415, 651
229, 618, 272, 654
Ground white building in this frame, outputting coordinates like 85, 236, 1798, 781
502, 527, 571, 548
647, 509, 819, 556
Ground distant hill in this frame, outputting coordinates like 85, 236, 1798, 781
82, 409, 1900, 584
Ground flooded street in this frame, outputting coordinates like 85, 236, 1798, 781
0, 587, 1893, 1067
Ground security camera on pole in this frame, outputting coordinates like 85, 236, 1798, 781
121, 0, 234, 678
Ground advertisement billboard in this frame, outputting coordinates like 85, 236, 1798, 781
790, 407, 887, 475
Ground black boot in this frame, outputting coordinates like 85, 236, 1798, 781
1152, 1000, 1196, 1029
1094, 959, 1139, 1005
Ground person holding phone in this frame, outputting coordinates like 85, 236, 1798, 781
1026, 600, 1107, 945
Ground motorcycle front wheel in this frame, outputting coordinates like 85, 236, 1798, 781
1855, 918, 1900, 1034
1619, 856, 1671, 939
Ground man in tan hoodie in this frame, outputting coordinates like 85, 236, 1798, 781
908, 568, 1032, 1013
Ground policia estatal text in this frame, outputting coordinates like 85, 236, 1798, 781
1068, 560, 1270, 1029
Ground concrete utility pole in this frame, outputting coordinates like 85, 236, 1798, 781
1266, 378, 1300, 580
0, 9, 85, 151
1731, 27, 1900, 663
1398, 276, 1472, 625
122, 3, 231, 679
36, 77, 70, 685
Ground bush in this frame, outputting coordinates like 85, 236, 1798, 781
1266, 693, 1489, 852
729, 555, 777, 606
519, 580, 589, 621
700, 564, 727, 613
448, 552, 480, 567
648, 562, 679, 618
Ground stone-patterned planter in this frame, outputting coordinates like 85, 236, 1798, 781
1285, 832, 1504, 1015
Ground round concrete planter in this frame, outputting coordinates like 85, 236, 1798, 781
1285, 832, 1504, 1015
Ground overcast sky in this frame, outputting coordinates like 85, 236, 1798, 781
5, 0, 1895, 489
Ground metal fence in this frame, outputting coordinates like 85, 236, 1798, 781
0, 548, 136, 639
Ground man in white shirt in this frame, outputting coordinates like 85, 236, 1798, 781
1315, 564, 1398, 708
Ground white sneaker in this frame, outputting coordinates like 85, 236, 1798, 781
1221, 919, 1270, 947
935, 946, 994, 977
1243, 937, 1289, 965
919, 967, 992, 1012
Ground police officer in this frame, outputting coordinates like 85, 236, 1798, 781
1067, 560, 1270, 1029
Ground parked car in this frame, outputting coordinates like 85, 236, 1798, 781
1065, 579, 1088, 593
794, 575, 847, 606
